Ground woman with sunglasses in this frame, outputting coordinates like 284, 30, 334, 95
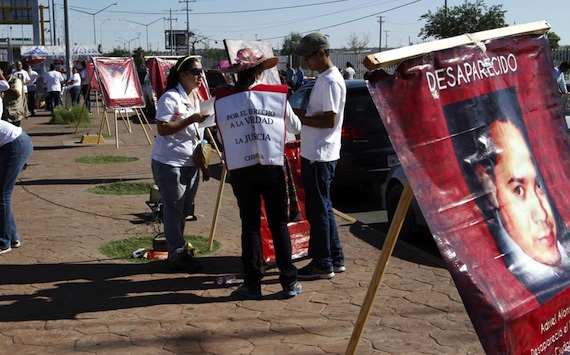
151, 56, 209, 273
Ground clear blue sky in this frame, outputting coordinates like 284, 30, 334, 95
24, 0, 570, 52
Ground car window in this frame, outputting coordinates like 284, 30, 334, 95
345, 89, 379, 122
205, 71, 228, 88
289, 87, 311, 109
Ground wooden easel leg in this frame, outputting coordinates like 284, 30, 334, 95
345, 182, 414, 355
115, 110, 120, 149
208, 166, 227, 251
134, 108, 152, 145
138, 108, 153, 131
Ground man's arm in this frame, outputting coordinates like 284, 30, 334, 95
292, 108, 336, 128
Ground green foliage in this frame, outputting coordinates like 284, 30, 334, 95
548, 32, 561, 50
282, 32, 303, 67
99, 235, 221, 262
419, 0, 507, 40
49, 105, 92, 126
104, 47, 131, 57
87, 182, 154, 195
76, 155, 139, 164
132, 47, 150, 68
201, 48, 228, 63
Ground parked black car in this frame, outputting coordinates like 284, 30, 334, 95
288, 79, 398, 188
380, 164, 429, 240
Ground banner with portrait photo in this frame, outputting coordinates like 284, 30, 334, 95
93, 57, 145, 109
367, 27, 570, 353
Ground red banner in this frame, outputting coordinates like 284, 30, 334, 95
146, 56, 210, 106
93, 57, 145, 109
368, 33, 570, 353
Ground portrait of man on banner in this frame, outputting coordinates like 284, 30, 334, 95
445, 87, 570, 304
93, 57, 145, 109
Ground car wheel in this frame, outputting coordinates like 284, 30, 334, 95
386, 183, 415, 241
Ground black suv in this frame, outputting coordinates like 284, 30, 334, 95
288, 79, 397, 187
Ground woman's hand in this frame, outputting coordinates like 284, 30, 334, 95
189, 112, 207, 124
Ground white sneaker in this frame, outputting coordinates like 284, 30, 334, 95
0, 247, 12, 255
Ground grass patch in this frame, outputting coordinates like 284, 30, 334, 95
76, 155, 139, 164
87, 181, 153, 195
49, 105, 92, 126
100, 235, 220, 262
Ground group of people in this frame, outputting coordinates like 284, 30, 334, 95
151, 32, 345, 299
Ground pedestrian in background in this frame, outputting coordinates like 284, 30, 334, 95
215, 47, 303, 299
24, 63, 39, 117
293, 32, 346, 279
80, 61, 91, 113
1, 62, 25, 127
151, 55, 209, 273
12, 61, 30, 118
66, 67, 82, 105
43, 63, 65, 110
294, 64, 304, 91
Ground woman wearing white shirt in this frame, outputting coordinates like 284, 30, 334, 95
150, 56, 207, 273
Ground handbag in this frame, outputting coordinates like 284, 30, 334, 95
193, 125, 212, 181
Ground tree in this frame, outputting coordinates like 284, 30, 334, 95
132, 47, 150, 68
419, 0, 507, 40
548, 31, 561, 50
346, 32, 371, 53
281, 32, 303, 67
104, 47, 130, 57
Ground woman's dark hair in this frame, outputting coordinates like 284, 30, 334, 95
235, 66, 257, 91
346, 61, 353, 68
165, 56, 201, 90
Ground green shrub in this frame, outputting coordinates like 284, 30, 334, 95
49, 105, 92, 125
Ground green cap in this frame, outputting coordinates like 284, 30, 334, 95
294, 32, 330, 57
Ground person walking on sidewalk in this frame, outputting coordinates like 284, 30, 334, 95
0, 119, 33, 254
293, 32, 346, 280
151, 56, 209, 273
215, 48, 303, 299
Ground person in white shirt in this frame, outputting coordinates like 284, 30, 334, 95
554, 62, 569, 94
24, 63, 39, 116
293, 32, 347, 280
43, 63, 65, 111
12, 61, 30, 117
66, 66, 82, 105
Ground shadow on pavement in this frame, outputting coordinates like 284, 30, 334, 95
0, 255, 247, 323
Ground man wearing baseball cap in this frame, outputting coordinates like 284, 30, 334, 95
293, 32, 346, 280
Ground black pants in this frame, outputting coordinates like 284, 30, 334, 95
230, 164, 297, 290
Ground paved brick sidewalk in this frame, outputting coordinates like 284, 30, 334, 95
0, 110, 484, 354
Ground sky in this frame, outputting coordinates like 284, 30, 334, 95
12, 0, 570, 53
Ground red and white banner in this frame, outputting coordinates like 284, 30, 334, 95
145, 56, 211, 105
368, 31, 570, 353
93, 57, 145, 109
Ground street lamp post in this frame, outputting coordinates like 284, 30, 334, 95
100, 18, 111, 51
122, 17, 163, 51
71, 2, 118, 45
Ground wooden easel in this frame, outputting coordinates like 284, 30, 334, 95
344, 21, 551, 355
97, 107, 152, 148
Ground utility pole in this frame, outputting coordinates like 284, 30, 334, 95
180, 0, 195, 56
384, 30, 389, 49
165, 10, 177, 55
377, 16, 383, 52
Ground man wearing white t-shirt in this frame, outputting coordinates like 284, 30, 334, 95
293, 32, 346, 280
43, 63, 65, 110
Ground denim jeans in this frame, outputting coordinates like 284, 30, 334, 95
151, 160, 199, 261
81, 85, 91, 112
301, 158, 344, 268
0, 132, 33, 249
47, 91, 62, 110
69, 86, 81, 105
230, 164, 297, 290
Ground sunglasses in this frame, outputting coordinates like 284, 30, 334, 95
184, 68, 204, 76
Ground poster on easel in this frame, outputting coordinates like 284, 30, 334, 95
93, 57, 145, 109
366, 21, 570, 353
223, 39, 281, 85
